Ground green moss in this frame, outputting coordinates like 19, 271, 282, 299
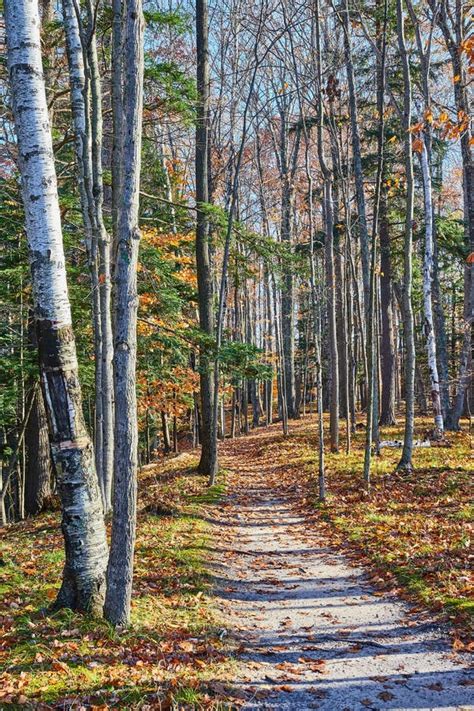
188, 481, 226, 506
1, 465, 233, 707
42, 550, 64, 564
443, 598, 474, 614
365, 512, 397, 524
393, 567, 431, 599
171, 686, 203, 704
0, 570, 25, 595
452, 504, 474, 522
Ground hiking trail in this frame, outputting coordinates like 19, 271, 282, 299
211, 425, 472, 711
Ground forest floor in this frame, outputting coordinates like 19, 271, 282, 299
0, 415, 472, 709
1, 456, 235, 709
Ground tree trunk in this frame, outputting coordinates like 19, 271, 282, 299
396, 0, 416, 471
333, 181, 348, 421
435, 4, 473, 429
24, 312, 52, 517
432, 237, 450, 420
315, 0, 338, 451
362, 0, 387, 490
86, 0, 114, 511
161, 412, 171, 453
196, 0, 218, 479
5, 0, 108, 614
420, 139, 444, 435
111, 0, 123, 246
342, 0, 370, 310
304, 126, 325, 498
104, 0, 144, 627
273, 277, 289, 435
379, 191, 396, 426
281, 177, 296, 418
406, 0, 448, 435
61, 0, 103, 486
24, 384, 52, 516
265, 272, 274, 425
324, 179, 339, 452
62, 0, 114, 511
346, 234, 356, 433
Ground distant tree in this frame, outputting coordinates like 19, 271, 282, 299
195, 0, 218, 481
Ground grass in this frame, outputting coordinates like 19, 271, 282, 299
0, 454, 238, 709
254, 414, 473, 640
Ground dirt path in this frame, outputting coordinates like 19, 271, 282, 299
211, 429, 473, 711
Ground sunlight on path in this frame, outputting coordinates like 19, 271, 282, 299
211, 434, 473, 711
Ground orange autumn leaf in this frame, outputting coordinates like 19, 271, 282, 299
409, 121, 424, 133
412, 137, 424, 153
51, 660, 69, 673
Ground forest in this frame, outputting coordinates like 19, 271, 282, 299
0, 0, 472, 708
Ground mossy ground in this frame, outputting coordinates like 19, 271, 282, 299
0, 454, 237, 709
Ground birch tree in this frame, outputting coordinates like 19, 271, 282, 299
396, 0, 416, 471
5, 0, 108, 614
104, 0, 144, 627
430, 0, 473, 430
23, 0, 54, 519
404, 0, 444, 436
62, 0, 114, 511
337, 0, 370, 312
419, 139, 444, 436
363, 0, 387, 491
315, 0, 339, 452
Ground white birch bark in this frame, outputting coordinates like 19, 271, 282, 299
62, 0, 103, 486
62, 0, 92, 242
341, 0, 370, 311
314, 0, 339, 452
111, 0, 123, 246
420, 138, 444, 435
5, 0, 108, 614
396, 0, 416, 471
104, 0, 144, 627
62, 0, 114, 510
85, 0, 115, 509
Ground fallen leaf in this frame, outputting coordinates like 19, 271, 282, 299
378, 691, 395, 701
426, 682, 443, 691
51, 660, 69, 673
